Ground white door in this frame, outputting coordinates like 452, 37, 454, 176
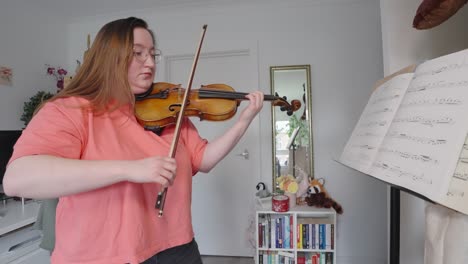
166, 48, 261, 256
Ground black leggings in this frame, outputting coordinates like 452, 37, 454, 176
141, 239, 203, 264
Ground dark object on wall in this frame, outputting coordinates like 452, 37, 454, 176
413, 0, 468, 29
0, 130, 22, 185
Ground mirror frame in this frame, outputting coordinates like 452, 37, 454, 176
270, 64, 314, 192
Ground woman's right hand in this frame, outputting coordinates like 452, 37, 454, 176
127, 156, 177, 187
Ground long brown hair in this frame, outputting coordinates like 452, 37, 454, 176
46, 17, 155, 114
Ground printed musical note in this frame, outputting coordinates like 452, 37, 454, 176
415, 62, 468, 78
360, 121, 387, 128
367, 108, 393, 116
379, 147, 438, 164
370, 94, 400, 105
372, 161, 433, 185
392, 116, 454, 127
407, 80, 468, 93
447, 188, 465, 198
453, 172, 468, 181
400, 97, 462, 107
356, 132, 382, 138
350, 144, 375, 150
387, 131, 447, 145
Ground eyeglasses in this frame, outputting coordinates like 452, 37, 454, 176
133, 48, 162, 64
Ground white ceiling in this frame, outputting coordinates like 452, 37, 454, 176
2, 0, 250, 21
3, 0, 365, 21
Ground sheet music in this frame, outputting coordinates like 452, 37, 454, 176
368, 49, 468, 201
442, 134, 468, 214
339, 73, 413, 172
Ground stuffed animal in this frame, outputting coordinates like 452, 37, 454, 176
305, 178, 343, 214
255, 182, 271, 198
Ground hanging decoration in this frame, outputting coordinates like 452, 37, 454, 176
0, 65, 13, 86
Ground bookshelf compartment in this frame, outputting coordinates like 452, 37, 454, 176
256, 205, 337, 264
258, 213, 294, 250
259, 250, 295, 264
296, 216, 335, 251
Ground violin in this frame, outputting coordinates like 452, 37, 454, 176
134, 82, 302, 131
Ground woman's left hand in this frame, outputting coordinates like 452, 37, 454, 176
239, 91, 264, 123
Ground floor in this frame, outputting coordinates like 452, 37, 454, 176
201, 256, 254, 264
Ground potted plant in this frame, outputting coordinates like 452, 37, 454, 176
20, 91, 54, 127
287, 114, 309, 147
20, 65, 68, 127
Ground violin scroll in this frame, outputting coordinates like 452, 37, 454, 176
270, 92, 301, 116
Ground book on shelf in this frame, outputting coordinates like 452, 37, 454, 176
258, 214, 293, 249
339, 48, 468, 215
297, 254, 306, 264
297, 218, 334, 250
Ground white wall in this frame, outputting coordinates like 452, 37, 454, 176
1, 0, 387, 263
380, 0, 468, 263
0, 4, 68, 130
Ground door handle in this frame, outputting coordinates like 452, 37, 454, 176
236, 149, 249, 160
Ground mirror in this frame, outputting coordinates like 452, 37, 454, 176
270, 65, 313, 192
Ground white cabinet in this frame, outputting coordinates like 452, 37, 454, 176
9, 247, 50, 264
256, 205, 336, 264
0, 200, 50, 264
0, 225, 43, 264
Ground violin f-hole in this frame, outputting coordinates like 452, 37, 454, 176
169, 104, 182, 112
169, 101, 191, 112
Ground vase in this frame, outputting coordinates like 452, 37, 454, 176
285, 192, 296, 208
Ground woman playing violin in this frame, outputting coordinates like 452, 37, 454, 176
3, 17, 263, 264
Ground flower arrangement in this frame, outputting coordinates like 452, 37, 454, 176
277, 175, 299, 194
45, 64, 68, 92
277, 168, 311, 195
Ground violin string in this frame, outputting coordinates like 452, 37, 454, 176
199, 89, 278, 101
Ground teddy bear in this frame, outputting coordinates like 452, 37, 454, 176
305, 178, 343, 214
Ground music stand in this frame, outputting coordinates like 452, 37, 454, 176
287, 127, 301, 177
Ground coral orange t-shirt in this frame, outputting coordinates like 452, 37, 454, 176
9, 97, 207, 264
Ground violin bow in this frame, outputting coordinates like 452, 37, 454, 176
155, 24, 208, 217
